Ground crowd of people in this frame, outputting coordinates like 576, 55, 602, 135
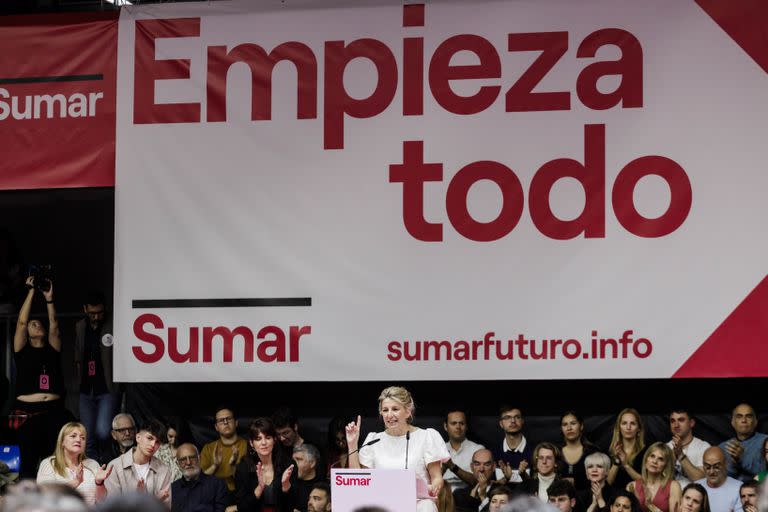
3, 280, 768, 512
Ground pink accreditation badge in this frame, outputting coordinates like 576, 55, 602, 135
88, 360, 96, 376
39, 374, 49, 390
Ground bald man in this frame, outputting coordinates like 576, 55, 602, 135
695, 447, 743, 512
454, 449, 502, 512
719, 404, 768, 482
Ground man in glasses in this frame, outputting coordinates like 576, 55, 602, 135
492, 405, 532, 484
172, 443, 228, 512
104, 413, 136, 462
200, 406, 247, 493
73, 290, 119, 462
273, 407, 325, 468
695, 446, 743, 512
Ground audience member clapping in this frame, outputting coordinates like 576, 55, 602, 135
667, 409, 709, 487
721, 404, 768, 482
103, 419, 171, 506
201, 406, 247, 493
234, 418, 296, 512
35, 422, 111, 505
609, 409, 647, 489
582, 452, 616, 512
493, 406, 532, 485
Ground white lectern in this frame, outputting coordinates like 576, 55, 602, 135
331, 468, 418, 512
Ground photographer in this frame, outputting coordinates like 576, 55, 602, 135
12, 274, 73, 478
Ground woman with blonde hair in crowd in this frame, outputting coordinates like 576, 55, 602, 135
608, 408, 646, 489
582, 452, 616, 512
625, 442, 681, 512
36, 421, 112, 505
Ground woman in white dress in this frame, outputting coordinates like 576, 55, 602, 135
36, 422, 112, 505
346, 386, 450, 512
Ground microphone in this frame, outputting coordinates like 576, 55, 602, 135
405, 431, 410, 469
348, 437, 381, 457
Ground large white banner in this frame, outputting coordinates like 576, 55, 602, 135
114, 0, 768, 381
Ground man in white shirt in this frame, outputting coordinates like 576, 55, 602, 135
442, 409, 484, 493
695, 447, 743, 512
667, 409, 709, 487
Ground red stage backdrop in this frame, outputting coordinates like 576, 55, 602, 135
0, 12, 117, 190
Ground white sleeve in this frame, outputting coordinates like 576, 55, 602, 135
423, 429, 450, 465
358, 432, 378, 468
36, 458, 61, 484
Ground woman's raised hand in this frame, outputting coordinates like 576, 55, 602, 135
95, 464, 112, 485
281, 465, 294, 492
42, 280, 54, 302
345, 415, 361, 449
253, 461, 266, 498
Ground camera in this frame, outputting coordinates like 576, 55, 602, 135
27, 264, 53, 292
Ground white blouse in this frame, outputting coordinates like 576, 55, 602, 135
359, 427, 450, 491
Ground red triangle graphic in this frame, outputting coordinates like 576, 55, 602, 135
696, 0, 768, 75
673, 274, 768, 378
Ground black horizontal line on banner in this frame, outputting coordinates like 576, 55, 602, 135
132, 298, 312, 308
0, 74, 104, 84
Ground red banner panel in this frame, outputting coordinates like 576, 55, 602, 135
0, 12, 117, 190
